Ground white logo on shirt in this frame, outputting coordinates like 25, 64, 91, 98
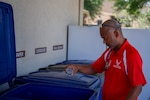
113, 59, 121, 69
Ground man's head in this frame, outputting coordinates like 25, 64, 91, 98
100, 19, 125, 51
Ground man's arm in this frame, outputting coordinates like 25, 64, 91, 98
126, 84, 142, 100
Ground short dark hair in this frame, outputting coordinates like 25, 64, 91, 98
101, 19, 121, 31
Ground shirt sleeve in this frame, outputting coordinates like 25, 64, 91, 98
127, 52, 147, 87
92, 50, 108, 73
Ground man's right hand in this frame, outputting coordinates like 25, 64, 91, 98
65, 64, 79, 75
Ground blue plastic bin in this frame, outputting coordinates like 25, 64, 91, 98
0, 83, 96, 100
0, 1, 16, 88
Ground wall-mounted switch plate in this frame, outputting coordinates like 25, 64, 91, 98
35, 47, 47, 54
16, 51, 25, 58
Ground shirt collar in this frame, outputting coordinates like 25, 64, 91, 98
113, 39, 129, 55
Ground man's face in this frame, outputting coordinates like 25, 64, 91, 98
100, 26, 117, 49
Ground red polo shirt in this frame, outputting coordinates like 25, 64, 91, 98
92, 39, 146, 100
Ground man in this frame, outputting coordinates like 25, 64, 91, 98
66, 19, 146, 100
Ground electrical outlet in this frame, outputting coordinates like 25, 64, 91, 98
53, 45, 58, 51
35, 47, 47, 54
53, 44, 63, 51
16, 51, 25, 58
57, 45, 63, 49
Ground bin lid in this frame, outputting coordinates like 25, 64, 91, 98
26, 71, 99, 88
0, 2, 16, 85
56, 60, 94, 65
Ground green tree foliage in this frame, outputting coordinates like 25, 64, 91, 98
138, 10, 150, 28
113, 0, 150, 17
112, 0, 150, 28
84, 0, 104, 19
84, 0, 150, 28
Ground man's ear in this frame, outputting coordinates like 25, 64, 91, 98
114, 30, 119, 38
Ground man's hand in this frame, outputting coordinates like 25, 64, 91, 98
65, 64, 79, 75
